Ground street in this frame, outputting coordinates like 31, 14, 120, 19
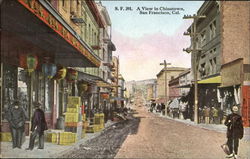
61, 94, 250, 159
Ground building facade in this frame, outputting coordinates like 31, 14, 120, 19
156, 67, 187, 104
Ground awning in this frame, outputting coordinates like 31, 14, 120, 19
198, 76, 221, 84
2, 0, 101, 67
176, 84, 192, 88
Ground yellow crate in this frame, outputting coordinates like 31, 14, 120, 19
68, 96, 81, 106
82, 114, 86, 121
0, 132, 12, 142
46, 132, 58, 143
65, 113, 79, 122
66, 107, 79, 113
86, 125, 95, 133
59, 132, 77, 145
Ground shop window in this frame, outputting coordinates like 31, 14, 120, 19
2, 64, 17, 120
17, 68, 30, 118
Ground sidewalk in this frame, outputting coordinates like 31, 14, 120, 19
0, 120, 117, 158
150, 108, 250, 141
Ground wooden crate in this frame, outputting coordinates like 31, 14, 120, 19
0, 132, 12, 142
46, 132, 58, 143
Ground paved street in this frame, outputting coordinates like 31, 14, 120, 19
115, 96, 250, 159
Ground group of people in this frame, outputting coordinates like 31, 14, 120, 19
6, 100, 47, 150
199, 106, 224, 124
149, 102, 166, 115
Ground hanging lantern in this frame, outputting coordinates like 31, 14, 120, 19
27, 54, 38, 73
42, 63, 57, 79
101, 93, 109, 99
66, 68, 78, 82
54, 67, 67, 80
19, 54, 38, 74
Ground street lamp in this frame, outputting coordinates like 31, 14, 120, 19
160, 60, 171, 114
183, 14, 206, 124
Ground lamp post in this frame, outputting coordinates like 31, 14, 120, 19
160, 60, 171, 114
183, 14, 206, 124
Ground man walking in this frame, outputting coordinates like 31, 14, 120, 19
224, 106, 244, 159
26, 102, 47, 150
7, 100, 28, 149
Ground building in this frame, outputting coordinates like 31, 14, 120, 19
146, 80, 157, 102
219, 1, 250, 127
118, 74, 126, 108
1, 0, 102, 136
186, 1, 250, 127
156, 67, 187, 104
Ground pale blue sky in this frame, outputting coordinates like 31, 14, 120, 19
100, 1, 204, 81
102, 1, 204, 38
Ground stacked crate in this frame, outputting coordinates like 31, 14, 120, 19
59, 132, 77, 145
63, 96, 83, 142
46, 132, 58, 143
0, 132, 12, 142
81, 114, 87, 138
99, 113, 105, 130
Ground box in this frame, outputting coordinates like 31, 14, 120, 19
0, 132, 12, 142
66, 107, 79, 113
59, 132, 77, 145
46, 132, 58, 143
65, 113, 79, 122
67, 96, 81, 107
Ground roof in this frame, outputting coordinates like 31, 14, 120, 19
156, 67, 188, 77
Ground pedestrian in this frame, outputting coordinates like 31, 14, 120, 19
199, 107, 204, 123
6, 100, 28, 149
224, 106, 244, 159
218, 108, 224, 124
26, 102, 47, 150
204, 106, 210, 124
161, 103, 165, 116
212, 107, 219, 124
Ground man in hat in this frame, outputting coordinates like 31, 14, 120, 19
224, 106, 244, 159
6, 100, 28, 149
26, 101, 47, 150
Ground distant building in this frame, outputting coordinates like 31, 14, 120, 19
156, 67, 187, 103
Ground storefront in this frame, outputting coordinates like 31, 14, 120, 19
1, 0, 100, 135
220, 58, 250, 127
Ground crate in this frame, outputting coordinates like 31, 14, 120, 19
46, 132, 58, 143
67, 96, 81, 107
66, 107, 79, 113
82, 114, 86, 121
65, 113, 79, 122
0, 132, 12, 142
86, 125, 95, 133
59, 132, 77, 145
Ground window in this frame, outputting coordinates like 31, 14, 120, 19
209, 20, 216, 40
213, 57, 217, 73
200, 30, 206, 46
62, 0, 65, 7
213, 48, 217, 54
209, 59, 213, 75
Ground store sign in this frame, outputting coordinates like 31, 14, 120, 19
17, 0, 100, 67
221, 60, 243, 87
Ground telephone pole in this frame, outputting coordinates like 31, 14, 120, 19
183, 14, 206, 124
160, 60, 171, 113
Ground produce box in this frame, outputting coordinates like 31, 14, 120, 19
46, 132, 58, 143
65, 113, 79, 122
0, 132, 12, 142
86, 125, 94, 133
67, 96, 81, 107
59, 132, 77, 145
66, 107, 79, 113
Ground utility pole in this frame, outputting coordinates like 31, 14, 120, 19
160, 60, 171, 114
183, 14, 206, 124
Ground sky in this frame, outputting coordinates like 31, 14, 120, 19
101, 1, 204, 81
